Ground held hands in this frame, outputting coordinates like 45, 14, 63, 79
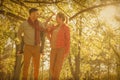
40, 52, 44, 55
45, 13, 55, 24
17, 50, 23, 56
47, 24, 54, 31
52, 12, 56, 16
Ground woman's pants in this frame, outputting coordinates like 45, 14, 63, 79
50, 48, 65, 80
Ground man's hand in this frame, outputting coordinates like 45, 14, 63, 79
40, 53, 44, 55
47, 24, 53, 31
17, 50, 23, 56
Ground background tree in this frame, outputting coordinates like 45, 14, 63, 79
0, 0, 120, 80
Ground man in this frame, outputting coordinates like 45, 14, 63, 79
17, 8, 53, 80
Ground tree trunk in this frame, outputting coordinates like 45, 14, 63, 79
13, 36, 24, 80
13, 52, 22, 80
74, 26, 81, 80
107, 58, 110, 80
116, 62, 120, 80
74, 53, 80, 80
68, 54, 75, 79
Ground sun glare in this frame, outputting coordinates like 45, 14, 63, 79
99, 6, 119, 29
100, 6, 116, 19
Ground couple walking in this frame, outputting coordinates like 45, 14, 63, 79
17, 8, 70, 80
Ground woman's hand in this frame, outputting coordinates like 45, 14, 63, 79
47, 24, 54, 31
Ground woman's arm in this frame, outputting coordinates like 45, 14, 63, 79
46, 24, 55, 41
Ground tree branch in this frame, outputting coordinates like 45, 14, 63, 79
10, 0, 28, 8
68, 54, 75, 78
23, 0, 62, 4
55, 4, 70, 17
0, 10, 26, 21
3, 5, 13, 11
69, 2, 120, 20
73, 0, 87, 8
0, 0, 4, 7
110, 43, 120, 62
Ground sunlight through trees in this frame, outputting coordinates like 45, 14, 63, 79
0, 0, 120, 80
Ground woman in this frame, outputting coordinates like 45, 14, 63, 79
47, 12, 70, 80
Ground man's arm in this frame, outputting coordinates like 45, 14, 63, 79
44, 13, 55, 26
39, 14, 55, 54
17, 23, 24, 54
40, 31, 45, 54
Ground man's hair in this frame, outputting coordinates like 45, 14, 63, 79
29, 8, 38, 15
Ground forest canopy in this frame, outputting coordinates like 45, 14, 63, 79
0, 0, 120, 80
